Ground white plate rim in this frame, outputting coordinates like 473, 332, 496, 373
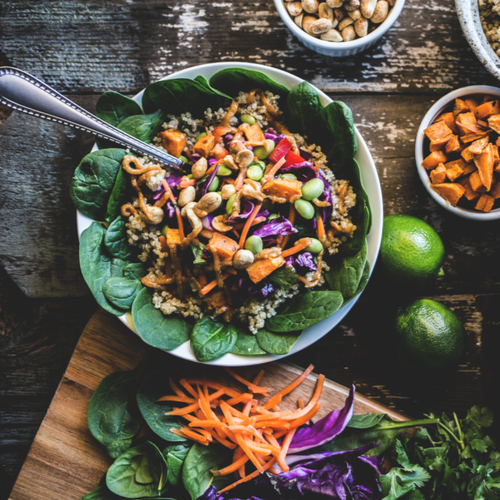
76, 61, 383, 366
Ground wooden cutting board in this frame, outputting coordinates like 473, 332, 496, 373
8, 309, 408, 500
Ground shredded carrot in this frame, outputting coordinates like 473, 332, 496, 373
232, 216, 266, 230
264, 156, 287, 182
199, 272, 208, 287
317, 213, 326, 240
281, 238, 312, 258
159, 235, 168, 252
161, 179, 184, 240
169, 377, 186, 397
211, 454, 249, 476
252, 370, 265, 386
218, 458, 277, 494
201, 271, 232, 295
264, 364, 314, 409
239, 203, 262, 249
156, 395, 196, 404
235, 167, 248, 190
224, 368, 271, 395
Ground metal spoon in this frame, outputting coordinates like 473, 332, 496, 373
0, 66, 185, 170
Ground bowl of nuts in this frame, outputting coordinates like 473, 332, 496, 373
273, 0, 405, 57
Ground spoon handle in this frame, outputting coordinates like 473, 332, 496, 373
0, 66, 184, 170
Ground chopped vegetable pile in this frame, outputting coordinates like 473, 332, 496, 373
422, 94, 500, 212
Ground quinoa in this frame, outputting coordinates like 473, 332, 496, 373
479, 0, 500, 57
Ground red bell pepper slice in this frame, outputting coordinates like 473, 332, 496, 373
269, 137, 292, 163
283, 150, 306, 168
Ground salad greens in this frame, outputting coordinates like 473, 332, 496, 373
72, 67, 373, 361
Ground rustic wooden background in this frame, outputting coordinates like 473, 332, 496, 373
1, 0, 500, 498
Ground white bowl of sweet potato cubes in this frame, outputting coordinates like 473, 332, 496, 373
416, 85, 500, 220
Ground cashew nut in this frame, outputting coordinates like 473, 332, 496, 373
310, 18, 333, 34
233, 249, 255, 269
229, 140, 246, 154
212, 215, 233, 233
221, 183, 236, 200
302, 0, 319, 13
341, 24, 356, 41
320, 28, 343, 41
287, 1, 303, 16
338, 16, 354, 30
194, 192, 222, 218
343, 0, 360, 11
178, 186, 196, 207
143, 206, 164, 225
360, 0, 377, 18
347, 8, 361, 19
224, 154, 238, 170
191, 157, 208, 179
302, 15, 318, 35
371, 0, 388, 23
182, 207, 203, 249
354, 16, 368, 36
181, 201, 196, 217
235, 149, 254, 168
318, 2, 334, 21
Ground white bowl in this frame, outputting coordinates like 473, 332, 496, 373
455, 0, 500, 81
77, 62, 383, 365
273, 0, 406, 57
415, 85, 500, 221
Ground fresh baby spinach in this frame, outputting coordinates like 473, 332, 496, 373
182, 443, 232, 500
110, 258, 129, 279
131, 288, 191, 350
105, 166, 132, 223
190, 317, 237, 362
87, 369, 142, 459
70, 148, 127, 220
162, 443, 191, 487
123, 262, 147, 281
79, 222, 126, 316
106, 441, 168, 499
255, 328, 301, 355
117, 109, 165, 144
96, 91, 144, 127
266, 291, 343, 333
136, 371, 187, 443
103, 278, 142, 311
230, 328, 266, 356
104, 217, 133, 260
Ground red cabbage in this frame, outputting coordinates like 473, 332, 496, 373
252, 216, 298, 239
198, 163, 220, 196
227, 199, 269, 224
208, 158, 218, 166
238, 278, 275, 298
166, 171, 184, 190
201, 215, 215, 231
299, 148, 313, 161
294, 252, 317, 274
152, 187, 165, 201
287, 385, 355, 454
281, 162, 316, 182
318, 169, 333, 222
164, 201, 176, 219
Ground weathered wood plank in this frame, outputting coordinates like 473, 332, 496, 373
0, 0, 497, 95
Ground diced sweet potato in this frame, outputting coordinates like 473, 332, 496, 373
246, 256, 286, 284
166, 228, 182, 246
434, 112, 458, 134
488, 114, 500, 134
430, 134, 453, 152
459, 177, 481, 201
194, 134, 216, 157
425, 121, 453, 142
468, 135, 490, 155
446, 164, 464, 182
262, 178, 303, 202
460, 131, 489, 144
490, 182, 500, 199
474, 142, 494, 191
422, 151, 448, 170
465, 98, 479, 112
430, 164, 447, 184
431, 183, 466, 206
211, 143, 229, 160
445, 135, 461, 154
456, 112, 482, 136
474, 100, 500, 119
475, 193, 495, 212
461, 146, 476, 163
495, 161, 500, 173
208, 232, 239, 259
453, 98, 469, 116
244, 124, 265, 142
469, 171, 487, 193
159, 129, 187, 158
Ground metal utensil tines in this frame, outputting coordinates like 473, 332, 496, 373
0, 66, 185, 170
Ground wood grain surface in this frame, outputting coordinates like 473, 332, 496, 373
2, 0, 500, 498
8, 309, 407, 500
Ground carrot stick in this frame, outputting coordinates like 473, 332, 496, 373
264, 156, 287, 182
289, 401, 321, 429
281, 238, 312, 258
198, 272, 208, 287
232, 216, 266, 230
166, 402, 201, 416
277, 428, 297, 472
162, 179, 184, 240
225, 393, 255, 406
156, 395, 197, 404
179, 379, 200, 398
281, 374, 325, 420
169, 377, 187, 397
280, 204, 296, 250
218, 458, 277, 494
239, 203, 262, 248
316, 212, 326, 240
235, 167, 248, 190
252, 370, 265, 386
189, 419, 226, 428
211, 454, 249, 476
205, 429, 237, 449
184, 379, 241, 398
201, 271, 232, 295
231, 229, 241, 240
170, 428, 208, 445
159, 235, 168, 252
263, 364, 314, 409
223, 368, 271, 395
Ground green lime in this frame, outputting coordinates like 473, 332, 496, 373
394, 299, 467, 373
380, 214, 445, 292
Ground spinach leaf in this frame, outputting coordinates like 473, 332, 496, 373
105, 166, 132, 223
106, 441, 168, 498
162, 443, 191, 487
117, 109, 165, 143
103, 278, 142, 311
81, 485, 176, 500
266, 291, 343, 332
70, 148, 126, 220
285, 81, 323, 139
190, 317, 237, 362
131, 288, 191, 350
354, 260, 370, 298
255, 328, 301, 355
268, 265, 298, 291
79, 222, 126, 316
230, 328, 267, 356
87, 369, 141, 459
209, 68, 290, 99
96, 91, 144, 127
142, 78, 229, 117
182, 443, 232, 500
124, 262, 147, 281
326, 240, 367, 301
104, 216, 133, 260
110, 258, 129, 278
136, 371, 187, 443
194, 74, 233, 100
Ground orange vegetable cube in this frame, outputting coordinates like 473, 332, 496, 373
464, 98, 479, 112
474, 142, 494, 191
469, 171, 487, 193
475, 193, 495, 212
461, 146, 476, 163
194, 134, 216, 157
490, 182, 500, 199
434, 112, 458, 134
468, 135, 490, 155
244, 124, 265, 143
431, 183, 466, 206
459, 178, 481, 201
453, 98, 469, 116
460, 131, 489, 144
474, 100, 500, 119
246, 256, 286, 284
446, 164, 464, 182
424, 121, 453, 142
488, 114, 500, 134
430, 135, 453, 152
456, 112, 482, 136
445, 135, 461, 154
262, 178, 303, 202
211, 143, 229, 160
430, 164, 447, 184
166, 228, 182, 246
422, 151, 448, 170
159, 129, 187, 158
208, 232, 239, 260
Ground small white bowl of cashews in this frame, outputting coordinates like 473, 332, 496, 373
273, 0, 406, 57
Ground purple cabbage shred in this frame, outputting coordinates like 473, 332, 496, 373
281, 162, 317, 182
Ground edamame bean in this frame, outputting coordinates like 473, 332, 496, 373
306, 238, 323, 254
294, 199, 315, 220
268, 213, 280, 220
281, 173, 297, 180
240, 114, 256, 125
245, 235, 263, 254
217, 165, 233, 176
195, 131, 207, 142
254, 160, 266, 170
302, 178, 325, 201
247, 165, 264, 181
161, 225, 169, 237
226, 193, 237, 216
180, 156, 189, 164
187, 173, 194, 179
208, 176, 220, 192
254, 140, 275, 160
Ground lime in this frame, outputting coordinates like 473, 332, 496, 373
394, 299, 467, 373
380, 214, 445, 292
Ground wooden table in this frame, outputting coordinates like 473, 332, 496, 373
1, 0, 500, 498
